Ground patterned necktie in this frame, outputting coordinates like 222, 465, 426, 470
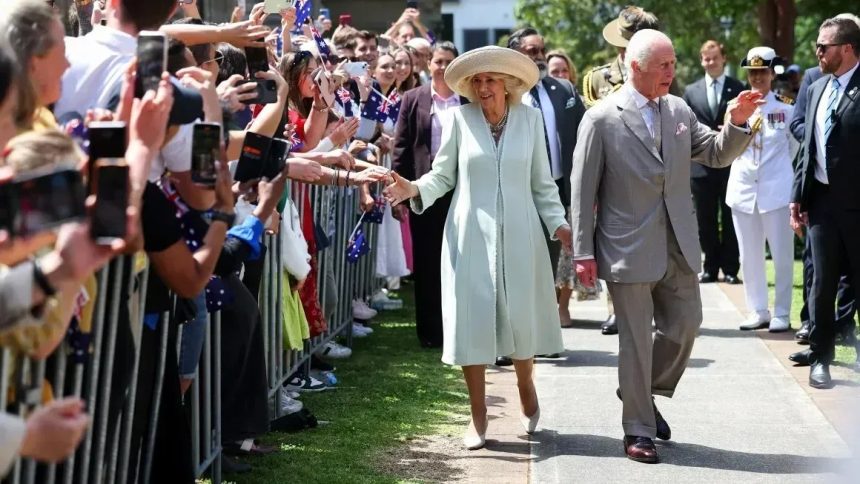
824, 77, 841, 139
530, 86, 552, 163
648, 100, 662, 154
709, 80, 720, 118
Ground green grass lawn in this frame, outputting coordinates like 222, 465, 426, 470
765, 260, 858, 366
232, 287, 470, 483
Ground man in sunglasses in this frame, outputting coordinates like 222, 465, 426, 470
790, 15, 860, 389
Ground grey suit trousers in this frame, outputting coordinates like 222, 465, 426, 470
607, 222, 703, 438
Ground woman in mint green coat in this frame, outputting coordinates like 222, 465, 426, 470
384, 46, 571, 450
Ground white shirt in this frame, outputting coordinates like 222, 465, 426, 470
55, 26, 136, 117
149, 123, 195, 182
429, 86, 460, 157
627, 84, 662, 140
814, 61, 859, 184
522, 82, 562, 180
706, 74, 725, 110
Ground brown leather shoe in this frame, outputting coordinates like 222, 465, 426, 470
623, 435, 659, 463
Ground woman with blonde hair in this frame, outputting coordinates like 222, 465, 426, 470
547, 49, 578, 86
384, 46, 570, 449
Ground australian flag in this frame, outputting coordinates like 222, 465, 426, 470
346, 227, 369, 263
288, 129, 304, 151
361, 88, 401, 124
335, 87, 354, 117
386, 91, 402, 123
309, 23, 330, 63
294, 0, 313, 30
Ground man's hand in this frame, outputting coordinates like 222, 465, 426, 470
216, 19, 269, 48
575, 258, 598, 288
19, 398, 89, 463
217, 75, 258, 112
727, 90, 767, 126
789, 202, 808, 236
319, 149, 355, 170
177, 67, 221, 123
286, 158, 323, 182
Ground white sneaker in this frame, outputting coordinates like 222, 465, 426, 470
370, 290, 403, 310
769, 316, 790, 333
280, 387, 304, 414
352, 324, 369, 338
352, 300, 377, 319
284, 375, 327, 392
353, 322, 373, 334
739, 311, 770, 331
316, 341, 352, 359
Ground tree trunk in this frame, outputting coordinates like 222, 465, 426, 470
757, 0, 797, 62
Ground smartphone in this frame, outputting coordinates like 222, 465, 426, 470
262, 138, 290, 180
343, 61, 369, 78
314, 69, 335, 109
87, 121, 127, 192
320, 7, 330, 19
191, 123, 222, 187
245, 47, 277, 104
0, 168, 87, 237
406, 1, 419, 9
234, 132, 273, 182
264, 0, 290, 14
135, 31, 167, 99
339, 14, 352, 26
90, 163, 129, 244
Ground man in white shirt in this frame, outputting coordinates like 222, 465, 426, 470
790, 16, 860, 389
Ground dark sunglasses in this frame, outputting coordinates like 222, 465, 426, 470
290, 50, 314, 69
815, 42, 846, 52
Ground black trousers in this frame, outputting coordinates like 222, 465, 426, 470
806, 180, 860, 364
800, 233, 857, 330
691, 170, 740, 277
409, 192, 451, 348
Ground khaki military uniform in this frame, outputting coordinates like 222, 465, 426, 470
582, 56, 626, 108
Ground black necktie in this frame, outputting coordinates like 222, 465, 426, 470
530, 86, 552, 165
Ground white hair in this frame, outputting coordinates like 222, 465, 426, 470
624, 29, 673, 73
835, 13, 860, 28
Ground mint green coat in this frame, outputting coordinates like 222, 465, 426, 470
411, 103, 566, 366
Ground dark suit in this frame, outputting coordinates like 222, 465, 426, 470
790, 67, 856, 334
393, 84, 468, 347
683, 76, 745, 278
530, 76, 585, 277
792, 65, 860, 364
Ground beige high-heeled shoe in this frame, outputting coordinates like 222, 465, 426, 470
463, 416, 488, 450
520, 405, 540, 434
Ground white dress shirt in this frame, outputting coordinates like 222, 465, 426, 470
627, 84, 662, 141
814, 61, 860, 184
55, 26, 136, 117
429, 86, 460, 157
522, 82, 562, 180
706, 74, 726, 112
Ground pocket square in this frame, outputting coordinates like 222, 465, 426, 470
675, 122, 688, 136
565, 97, 578, 109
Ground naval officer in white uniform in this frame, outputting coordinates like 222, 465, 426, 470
727, 46, 796, 333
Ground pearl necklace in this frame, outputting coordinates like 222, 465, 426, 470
486, 106, 509, 139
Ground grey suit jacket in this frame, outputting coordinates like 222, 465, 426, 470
570, 86, 752, 283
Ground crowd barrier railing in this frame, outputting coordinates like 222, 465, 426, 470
1, 183, 383, 484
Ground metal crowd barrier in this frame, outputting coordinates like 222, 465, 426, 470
1, 184, 384, 484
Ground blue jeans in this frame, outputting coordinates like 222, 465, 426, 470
178, 292, 207, 379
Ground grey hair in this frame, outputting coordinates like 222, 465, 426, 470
624, 29, 673, 73
462, 72, 526, 106
0, 0, 60, 129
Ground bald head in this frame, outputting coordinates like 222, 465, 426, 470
626, 29, 676, 100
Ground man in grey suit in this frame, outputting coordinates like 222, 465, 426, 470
571, 29, 760, 463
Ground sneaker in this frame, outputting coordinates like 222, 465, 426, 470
317, 341, 352, 359
739, 311, 770, 331
769, 316, 790, 333
352, 300, 377, 320
280, 387, 304, 414
353, 322, 373, 334
352, 324, 370, 338
284, 376, 327, 392
370, 290, 404, 310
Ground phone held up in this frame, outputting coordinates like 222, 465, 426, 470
244, 46, 278, 104
88, 121, 129, 244
135, 31, 167, 99
191, 122, 222, 187
0, 168, 87, 237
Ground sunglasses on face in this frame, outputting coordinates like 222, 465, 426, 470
290, 50, 314, 69
816, 42, 846, 52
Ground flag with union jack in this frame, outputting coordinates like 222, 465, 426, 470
294, 0, 313, 30
309, 23, 330, 63
335, 87, 354, 117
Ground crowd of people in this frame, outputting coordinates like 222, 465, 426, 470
0, 0, 858, 475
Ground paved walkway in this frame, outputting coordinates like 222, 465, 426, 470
464, 283, 860, 483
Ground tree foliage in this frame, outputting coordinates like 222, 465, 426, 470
514, 0, 847, 88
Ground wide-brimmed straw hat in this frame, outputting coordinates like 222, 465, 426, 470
444, 46, 539, 101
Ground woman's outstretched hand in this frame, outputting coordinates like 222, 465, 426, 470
383, 171, 419, 206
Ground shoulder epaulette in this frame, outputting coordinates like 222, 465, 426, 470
582, 64, 612, 108
776, 94, 795, 105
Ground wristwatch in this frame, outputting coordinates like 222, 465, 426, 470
32, 258, 57, 297
209, 210, 236, 227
